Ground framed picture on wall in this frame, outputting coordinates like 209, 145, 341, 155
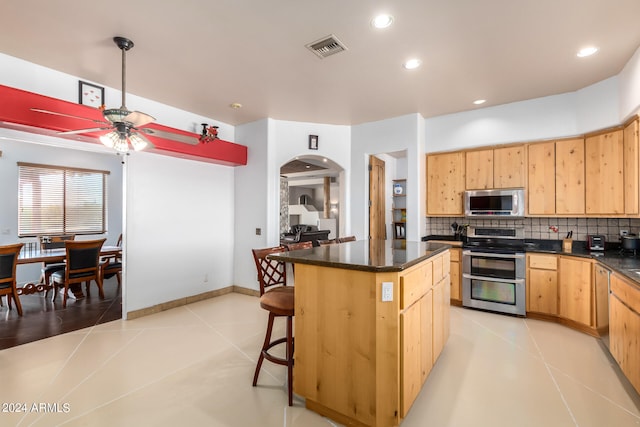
78, 80, 104, 107
309, 134, 318, 150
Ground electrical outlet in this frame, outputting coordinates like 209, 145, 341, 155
621, 230, 629, 237
255, 228, 262, 236
204, 274, 209, 283
382, 282, 393, 302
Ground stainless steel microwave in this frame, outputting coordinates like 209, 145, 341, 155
464, 188, 525, 218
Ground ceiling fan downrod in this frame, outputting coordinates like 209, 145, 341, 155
113, 36, 134, 110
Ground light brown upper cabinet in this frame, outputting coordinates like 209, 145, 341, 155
465, 149, 493, 189
624, 118, 639, 215
426, 152, 465, 216
585, 129, 624, 215
528, 138, 586, 216
527, 141, 556, 215
465, 146, 525, 190
555, 138, 586, 215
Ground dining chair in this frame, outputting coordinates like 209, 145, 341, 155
284, 241, 313, 251
251, 246, 295, 406
40, 234, 75, 300
0, 243, 25, 316
51, 238, 106, 308
337, 236, 356, 243
101, 234, 122, 286
317, 239, 337, 246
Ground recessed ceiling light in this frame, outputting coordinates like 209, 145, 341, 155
577, 47, 598, 57
473, 99, 486, 105
403, 59, 422, 70
372, 14, 393, 29
230, 102, 242, 109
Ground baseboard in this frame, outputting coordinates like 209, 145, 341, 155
125, 286, 258, 320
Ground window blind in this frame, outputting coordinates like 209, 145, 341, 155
18, 163, 109, 237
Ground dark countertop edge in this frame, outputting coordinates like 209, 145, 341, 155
269, 244, 451, 273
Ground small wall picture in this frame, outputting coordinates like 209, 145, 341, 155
79, 81, 104, 107
309, 134, 318, 150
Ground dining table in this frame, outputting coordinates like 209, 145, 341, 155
16, 244, 121, 296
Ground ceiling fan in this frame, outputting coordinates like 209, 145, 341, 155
31, 36, 199, 152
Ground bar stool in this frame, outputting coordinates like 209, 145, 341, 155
251, 246, 295, 406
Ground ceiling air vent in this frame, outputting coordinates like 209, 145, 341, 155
306, 34, 348, 59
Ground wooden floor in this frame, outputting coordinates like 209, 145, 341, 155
0, 277, 122, 350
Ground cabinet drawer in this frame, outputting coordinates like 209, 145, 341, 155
611, 274, 640, 314
528, 254, 557, 270
401, 261, 432, 309
433, 255, 444, 283
449, 248, 461, 262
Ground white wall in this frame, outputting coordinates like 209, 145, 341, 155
0, 129, 123, 284
123, 152, 234, 314
233, 119, 270, 291
272, 120, 351, 237
424, 76, 622, 154
619, 45, 640, 120
351, 114, 425, 241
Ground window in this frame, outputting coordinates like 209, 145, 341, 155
18, 162, 109, 237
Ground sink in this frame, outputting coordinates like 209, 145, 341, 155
626, 269, 640, 276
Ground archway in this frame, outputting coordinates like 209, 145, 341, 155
279, 155, 345, 241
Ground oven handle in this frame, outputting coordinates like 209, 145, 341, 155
463, 273, 525, 284
462, 250, 525, 259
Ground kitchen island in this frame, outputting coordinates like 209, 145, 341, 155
270, 240, 451, 427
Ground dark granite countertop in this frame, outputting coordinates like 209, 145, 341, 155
524, 239, 640, 286
422, 235, 640, 287
269, 239, 451, 273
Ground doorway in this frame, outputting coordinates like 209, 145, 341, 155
369, 155, 386, 239
280, 156, 344, 240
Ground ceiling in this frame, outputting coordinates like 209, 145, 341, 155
2, 1, 640, 127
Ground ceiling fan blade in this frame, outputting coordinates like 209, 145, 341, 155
124, 110, 155, 127
58, 127, 112, 135
30, 108, 107, 124
140, 128, 199, 145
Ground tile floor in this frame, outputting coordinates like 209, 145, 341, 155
1, 293, 639, 426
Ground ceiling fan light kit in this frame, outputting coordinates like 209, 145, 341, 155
30, 36, 201, 153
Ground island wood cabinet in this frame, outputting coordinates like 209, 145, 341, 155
294, 250, 450, 427
400, 250, 449, 417
465, 145, 525, 190
426, 152, 465, 215
609, 272, 640, 395
526, 253, 558, 315
585, 129, 624, 215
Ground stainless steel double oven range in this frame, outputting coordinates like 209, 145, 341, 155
462, 226, 526, 316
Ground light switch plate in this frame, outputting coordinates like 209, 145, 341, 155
382, 282, 393, 302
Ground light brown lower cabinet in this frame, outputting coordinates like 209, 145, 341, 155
527, 254, 558, 315
558, 256, 593, 327
450, 248, 462, 302
609, 273, 640, 395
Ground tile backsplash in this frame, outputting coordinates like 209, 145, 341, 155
426, 217, 640, 243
